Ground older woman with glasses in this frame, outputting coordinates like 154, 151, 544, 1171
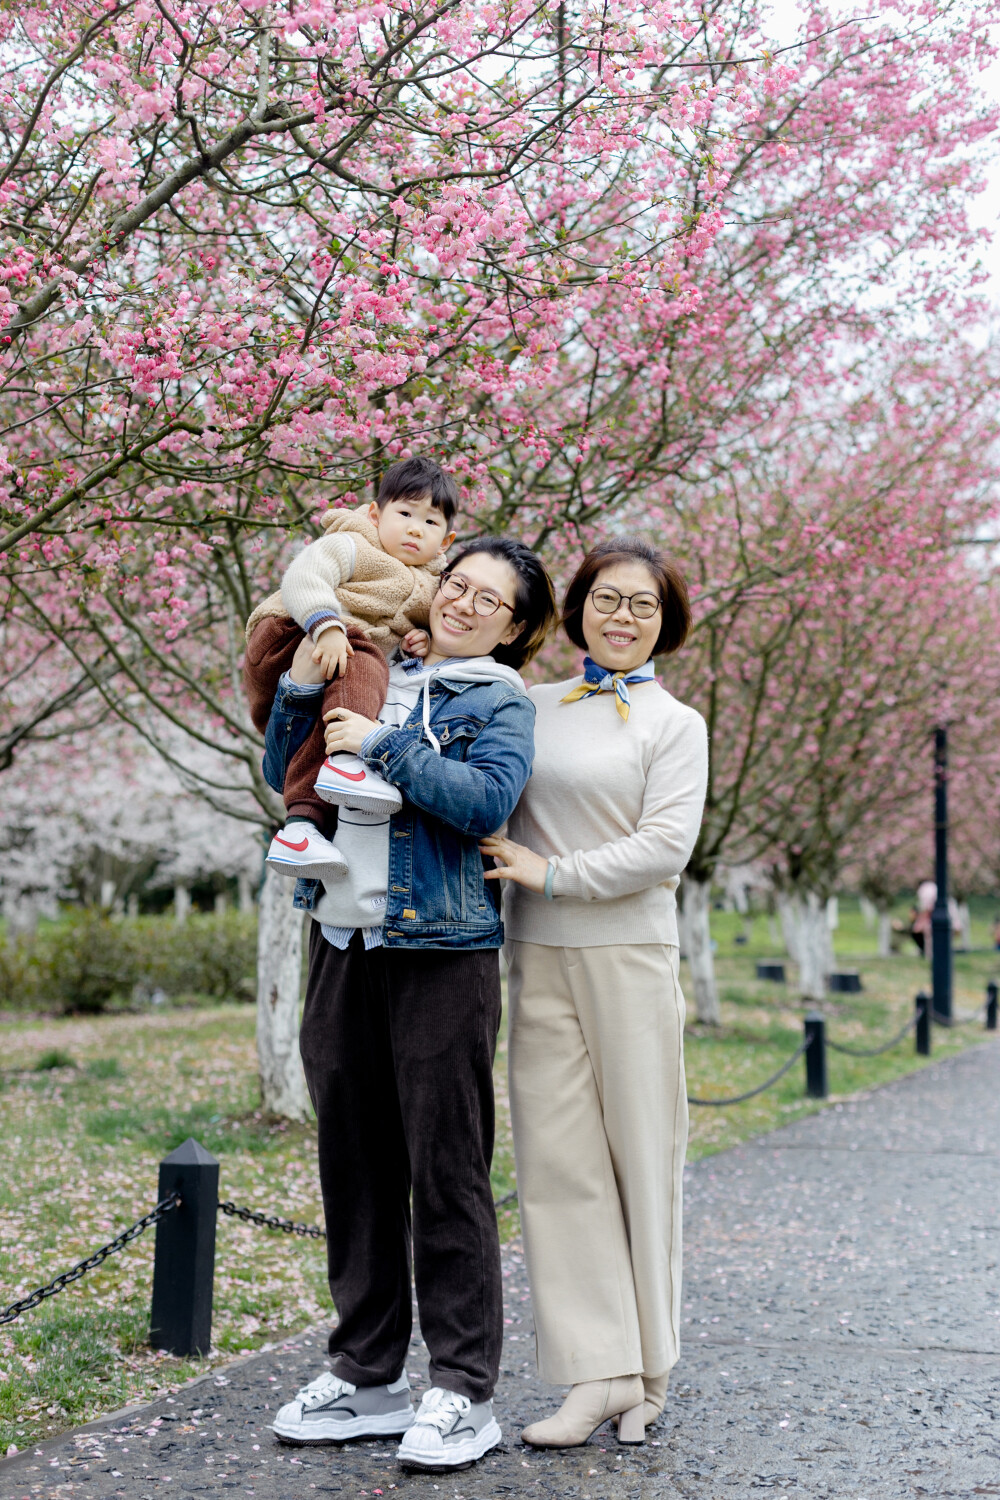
481, 536, 708, 1449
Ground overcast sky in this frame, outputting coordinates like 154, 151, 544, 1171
764, 1, 1000, 310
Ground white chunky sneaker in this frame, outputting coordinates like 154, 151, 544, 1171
314, 753, 403, 814
265, 823, 348, 880
272, 1370, 414, 1444
396, 1387, 501, 1471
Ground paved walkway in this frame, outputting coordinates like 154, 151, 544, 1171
3, 1040, 998, 1500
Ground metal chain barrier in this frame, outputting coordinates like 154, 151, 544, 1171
219, 1191, 520, 1232
827, 1006, 922, 1058
0, 1192, 181, 1328
217, 1201, 327, 1239
687, 1036, 811, 1107
936, 1002, 988, 1028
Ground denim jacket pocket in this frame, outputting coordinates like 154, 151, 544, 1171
293, 877, 320, 911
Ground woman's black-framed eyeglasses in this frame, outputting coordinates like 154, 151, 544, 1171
588, 586, 662, 620
439, 572, 516, 618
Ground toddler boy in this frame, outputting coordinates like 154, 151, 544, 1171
243, 456, 457, 878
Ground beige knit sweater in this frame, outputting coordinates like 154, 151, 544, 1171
504, 675, 708, 948
245, 504, 444, 654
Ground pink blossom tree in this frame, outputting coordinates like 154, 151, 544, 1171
0, 0, 790, 1110
659, 342, 1000, 1013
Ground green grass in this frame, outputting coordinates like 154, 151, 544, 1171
1, 935, 996, 1454
33, 1049, 76, 1072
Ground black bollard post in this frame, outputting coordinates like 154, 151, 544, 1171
987, 982, 998, 1033
150, 1138, 219, 1357
915, 991, 931, 1056
804, 1013, 827, 1099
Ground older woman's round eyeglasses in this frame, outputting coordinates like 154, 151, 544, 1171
439, 572, 515, 618
588, 586, 662, 620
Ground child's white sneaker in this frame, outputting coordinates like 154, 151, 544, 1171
265, 824, 348, 880
314, 754, 403, 814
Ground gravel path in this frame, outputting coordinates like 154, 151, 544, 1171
3, 1039, 998, 1500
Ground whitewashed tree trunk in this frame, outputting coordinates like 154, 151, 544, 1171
256, 865, 310, 1121
4, 894, 41, 938
797, 891, 829, 1002
100, 878, 116, 909
174, 883, 190, 924
956, 900, 972, 951
684, 876, 721, 1024
877, 909, 892, 959
238, 871, 255, 912
777, 892, 802, 965
859, 896, 877, 929
214, 890, 229, 915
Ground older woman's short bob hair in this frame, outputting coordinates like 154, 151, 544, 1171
562, 537, 692, 658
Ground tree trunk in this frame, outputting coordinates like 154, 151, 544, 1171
3, 894, 40, 938
797, 890, 829, 1003
956, 900, 972, 952
676, 886, 690, 961
255, 865, 310, 1121
684, 875, 721, 1025
174, 884, 190, 924
238, 870, 255, 912
777, 892, 802, 965
877, 909, 892, 959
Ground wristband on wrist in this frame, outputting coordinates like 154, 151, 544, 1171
543, 859, 556, 901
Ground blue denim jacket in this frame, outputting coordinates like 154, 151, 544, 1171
262, 671, 535, 949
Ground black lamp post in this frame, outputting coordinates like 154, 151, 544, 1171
931, 725, 952, 1022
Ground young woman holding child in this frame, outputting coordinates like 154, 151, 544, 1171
482, 536, 708, 1449
256, 520, 555, 1473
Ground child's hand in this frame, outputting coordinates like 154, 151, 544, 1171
402, 628, 431, 659
312, 628, 353, 680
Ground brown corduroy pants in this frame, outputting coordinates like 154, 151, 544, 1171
243, 616, 390, 823
299, 923, 505, 1402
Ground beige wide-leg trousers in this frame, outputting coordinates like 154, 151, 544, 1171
507, 941, 688, 1385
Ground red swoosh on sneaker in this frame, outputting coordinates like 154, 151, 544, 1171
326, 765, 366, 781
274, 834, 310, 852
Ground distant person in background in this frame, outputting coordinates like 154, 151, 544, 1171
910, 879, 936, 956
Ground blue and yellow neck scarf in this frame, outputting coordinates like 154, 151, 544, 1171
560, 656, 656, 723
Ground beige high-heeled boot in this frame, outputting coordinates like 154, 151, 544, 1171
614, 1370, 670, 1432
521, 1376, 645, 1448
641, 1370, 670, 1425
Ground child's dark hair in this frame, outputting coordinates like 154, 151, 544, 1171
562, 536, 691, 656
445, 536, 556, 670
376, 456, 458, 524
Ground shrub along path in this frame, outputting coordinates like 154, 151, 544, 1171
3, 1037, 997, 1499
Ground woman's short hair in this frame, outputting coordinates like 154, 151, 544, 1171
562, 537, 691, 657
444, 537, 556, 670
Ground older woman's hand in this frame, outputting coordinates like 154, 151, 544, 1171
479, 834, 550, 894
323, 706, 382, 756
